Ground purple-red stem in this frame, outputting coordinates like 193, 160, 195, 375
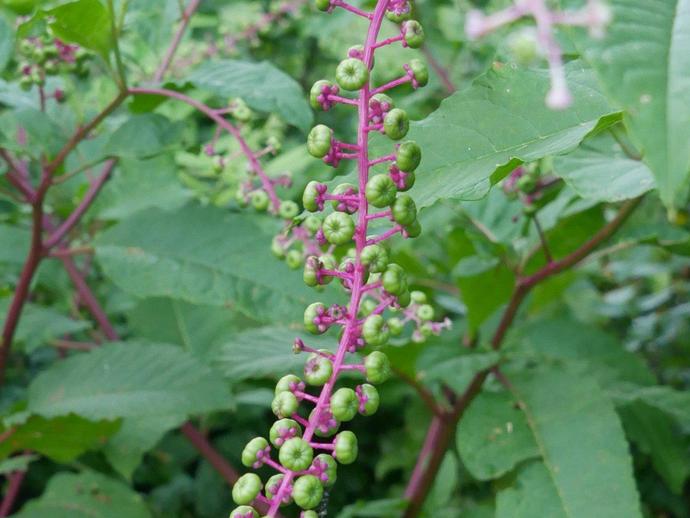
0, 470, 25, 517
154, 0, 202, 82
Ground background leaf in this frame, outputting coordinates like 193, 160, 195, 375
48, 0, 113, 59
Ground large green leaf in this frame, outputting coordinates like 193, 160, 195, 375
0, 414, 119, 463
94, 206, 322, 323
0, 225, 30, 264
407, 62, 615, 208
496, 461, 568, 518
14, 470, 152, 518
610, 384, 690, 433
48, 0, 113, 59
27, 342, 231, 419
457, 391, 539, 480
564, 0, 690, 208
104, 114, 186, 159
503, 365, 643, 518
554, 133, 656, 202
181, 59, 313, 132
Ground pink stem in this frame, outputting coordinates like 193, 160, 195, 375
366, 224, 403, 245
0, 470, 25, 517
371, 75, 412, 95
368, 153, 396, 166
366, 209, 391, 220
332, 0, 373, 19
328, 94, 358, 106
373, 34, 404, 48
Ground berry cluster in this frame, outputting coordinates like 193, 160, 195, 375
229, 1, 447, 516
16, 34, 89, 94
465, 0, 611, 109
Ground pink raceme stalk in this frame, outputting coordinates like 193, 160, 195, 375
229, 1, 447, 517
465, 0, 612, 109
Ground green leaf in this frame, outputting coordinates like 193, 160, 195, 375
181, 59, 313, 132
0, 108, 67, 157
95, 155, 191, 220
104, 114, 186, 159
503, 365, 643, 517
216, 326, 335, 381
14, 470, 152, 518
0, 224, 30, 264
554, 133, 655, 202
0, 16, 14, 73
94, 206, 321, 323
417, 348, 500, 394
0, 454, 37, 475
564, 0, 690, 208
48, 0, 113, 59
457, 391, 540, 481
408, 62, 615, 208
0, 297, 91, 352
610, 384, 690, 434
0, 414, 120, 463
27, 341, 231, 419
496, 460, 568, 518
103, 415, 184, 480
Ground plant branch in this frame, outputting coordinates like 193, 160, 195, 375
393, 367, 445, 418
154, 0, 201, 82
0, 470, 26, 517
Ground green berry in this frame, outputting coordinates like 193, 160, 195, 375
304, 255, 336, 287
304, 215, 322, 234
382, 263, 407, 295
410, 290, 427, 304
230, 506, 258, 518
315, 0, 331, 12
251, 190, 270, 211
304, 302, 326, 334
304, 352, 333, 386
508, 27, 540, 65
334, 431, 358, 464
272, 391, 299, 418
365, 351, 392, 384
517, 174, 537, 193
388, 316, 404, 336
19, 75, 33, 91
360, 298, 378, 317
330, 387, 359, 422
279, 200, 299, 219
391, 194, 417, 226
275, 374, 302, 394
313, 453, 337, 487
241, 437, 269, 467
310, 79, 333, 109
403, 20, 425, 48
302, 181, 323, 212
386, 0, 415, 22
330, 183, 358, 212
358, 384, 380, 416
293, 475, 324, 510
362, 314, 390, 346
270, 418, 302, 447
232, 473, 262, 505
383, 108, 410, 140
408, 59, 429, 87
286, 249, 303, 270
365, 175, 397, 208
271, 236, 286, 258
370, 93, 394, 111
279, 437, 313, 471
302, 512, 319, 518
311, 409, 341, 437
307, 124, 332, 158
396, 141, 421, 172
396, 170, 416, 191
335, 58, 369, 91
323, 212, 355, 245
361, 244, 389, 273
398, 289, 412, 308
404, 218, 422, 238
264, 474, 291, 505
417, 304, 435, 321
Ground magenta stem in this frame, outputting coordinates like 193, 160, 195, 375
332, 0, 373, 19
366, 224, 403, 245
371, 75, 412, 96
0, 470, 25, 517
293, 390, 319, 403
373, 34, 404, 49
154, 0, 202, 81
366, 209, 391, 220
368, 153, 396, 166
309, 442, 335, 450
328, 94, 358, 105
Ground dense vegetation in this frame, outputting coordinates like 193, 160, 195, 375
0, 0, 689, 517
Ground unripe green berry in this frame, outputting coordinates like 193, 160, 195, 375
410, 290, 427, 304
323, 212, 355, 245
330, 387, 359, 422
404, 218, 422, 238
408, 59, 429, 87
251, 190, 270, 211
391, 194, 417, 226
310, 79, 333, 109
314, 0, 331, 12
230, 506, 258, 518
335, 58, 369, 91
417, 304, 435, 321
286, 249, 303, 270
270, 418, 302, 447
232, 473, 262, 505
388, 316, 404, 336
334, 431, 358, 464
383, 108, 409, 140
302, 180, 322, 212
275, 374, 302, 394
397, 289, 412, 308
396, 170, 416, 191
358, 383, 380, 416
304, 215, 322, 234
307, 124, 332, 158
311, 408, 341, 437
279, 200, 299, 219
386, 0, 415, 22
304, 255, 336, 287
382, 263, 407, 295
365, 175, 397, 208
370, 93, 394, 111
396, 141, 421, 172
517, 174, 537, 193
264, 474, 291, 505
360, 298, 378, 316
402, 20, 425, 48
279, 437, 313, 471
19, 75, 33, 91
361, 244, 389, 273
362, 314, 390, 346
365, 351, 392, 384
272, 391, 299, 418
241, 437, 269, 467
330, 183, 358, 212
304, 302, 326, 334
313, 453, 338, 487
301, 512, 318, 518
508, 27, 540, 65
304, 352, 333, 386
293, 475, 324, 510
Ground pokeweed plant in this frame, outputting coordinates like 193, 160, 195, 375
229, 0, 449, 516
